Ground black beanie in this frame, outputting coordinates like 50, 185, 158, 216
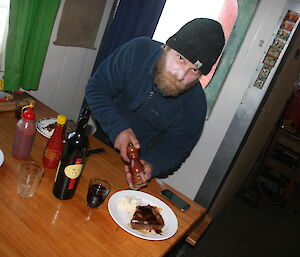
166, 18, 225, 75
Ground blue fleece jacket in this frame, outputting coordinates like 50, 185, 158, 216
85, 37, 207, 177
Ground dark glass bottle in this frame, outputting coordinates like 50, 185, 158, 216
127, 144, 147, 189
53, 106, 90, 199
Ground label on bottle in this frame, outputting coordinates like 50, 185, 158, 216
66, 158, 83, 190
64, 164, 83, 179
44, 148, 60, 160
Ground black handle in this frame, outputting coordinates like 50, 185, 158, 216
87, 148, 105, 156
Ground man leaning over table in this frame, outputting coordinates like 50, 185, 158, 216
85, 18, 225, 189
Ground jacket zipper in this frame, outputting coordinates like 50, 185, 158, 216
135, 91, 154, 112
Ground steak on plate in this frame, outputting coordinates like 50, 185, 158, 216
130, 205, 164, 234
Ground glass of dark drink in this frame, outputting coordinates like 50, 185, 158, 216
86, 178, 111, 208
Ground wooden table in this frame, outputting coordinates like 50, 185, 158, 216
0, 100, 206, 257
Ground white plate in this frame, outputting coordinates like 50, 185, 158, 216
108, 190, 178, 240
36, 117, 57, 138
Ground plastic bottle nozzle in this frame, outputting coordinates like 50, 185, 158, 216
22, 107, 35, 120
21, 102, 34, 112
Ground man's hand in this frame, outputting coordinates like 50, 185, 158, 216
125, 160, 152, 190
114, 128, 140, 162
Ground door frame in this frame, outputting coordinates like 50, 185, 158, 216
203, 25, 300, 217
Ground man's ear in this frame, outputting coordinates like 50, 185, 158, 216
163, 45, 169, 51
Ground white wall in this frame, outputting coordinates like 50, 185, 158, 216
28, 0, 115, 121
25, 0, 299, 199
162, 0, 294, 199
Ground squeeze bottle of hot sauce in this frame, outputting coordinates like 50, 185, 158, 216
43, 114, 67, 169
12, 107, 36, 159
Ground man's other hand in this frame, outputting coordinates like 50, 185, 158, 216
114, 128, 140, 162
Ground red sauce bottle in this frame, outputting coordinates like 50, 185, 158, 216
127, 144, 147, 189
43, 114, 67, 169
12, 107, 36, 159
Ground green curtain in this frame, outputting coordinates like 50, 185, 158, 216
4, 0, 61, 91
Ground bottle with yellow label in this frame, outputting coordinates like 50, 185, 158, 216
53, 106, 90, 200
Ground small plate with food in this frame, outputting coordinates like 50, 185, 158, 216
108, 190, 178, 240
36, 117, 57, 138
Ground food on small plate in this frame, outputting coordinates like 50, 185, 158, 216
0, 92, 14, 102
118, 195, 165, 235
42, 122, 56, 132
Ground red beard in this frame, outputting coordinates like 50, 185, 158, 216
153, 52, 198, 97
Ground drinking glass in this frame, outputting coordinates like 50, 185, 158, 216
17, 161, 44, 197
86, 178, 111, 208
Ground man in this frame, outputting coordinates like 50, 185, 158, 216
85, 18, 225, 189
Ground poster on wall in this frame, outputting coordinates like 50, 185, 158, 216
199, 0, 238, 89
204, 0, 260, 119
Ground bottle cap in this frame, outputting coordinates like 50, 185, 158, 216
22, 108, 35, 120
57, 114, 67, 125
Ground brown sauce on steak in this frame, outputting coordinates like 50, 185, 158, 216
130, 205, 164, 234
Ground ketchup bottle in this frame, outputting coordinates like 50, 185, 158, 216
127, 144, 147, 189
43, 114, 67, 169
12, 107, 36, 159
